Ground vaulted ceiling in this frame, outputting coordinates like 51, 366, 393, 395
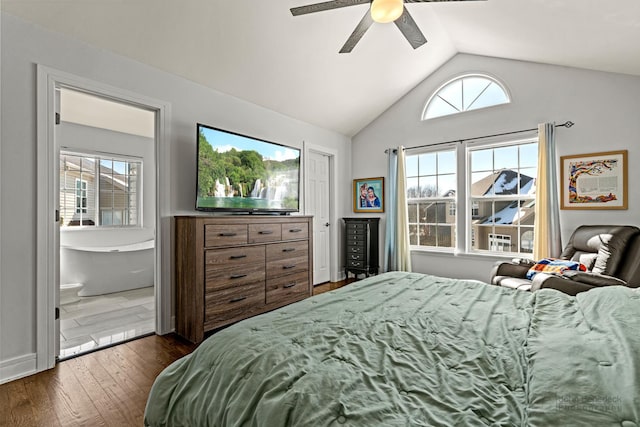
3, 0, 640, 136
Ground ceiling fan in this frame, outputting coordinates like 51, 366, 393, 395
290, 0, 486, 53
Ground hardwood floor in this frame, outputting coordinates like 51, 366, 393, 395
0, 334, 196, 427
313, 277, 356, 295
0, 279, 356, 426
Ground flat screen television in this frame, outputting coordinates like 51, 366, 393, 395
196, 123, 301, 213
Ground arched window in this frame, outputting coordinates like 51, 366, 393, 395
422, 74, 510, 120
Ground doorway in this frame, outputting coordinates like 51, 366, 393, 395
305, 146, 337, 285
56, 88, 156, 358
36, 66, 171, 371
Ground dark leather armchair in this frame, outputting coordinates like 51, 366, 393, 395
490, 225, 640, 295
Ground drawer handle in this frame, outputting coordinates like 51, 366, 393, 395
230, 296, 247, 303
259, 230, 274, 235
283, 282, 297, 289
283, 264, 296, 270
219, 232, 237, 237
230, 254, 247, 260
282, 248, 296, 252
289, 228, 302, 233
230, 274, 247, 279
351, 255, 360, 260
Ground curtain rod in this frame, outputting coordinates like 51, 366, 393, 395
386, 121, 574, 153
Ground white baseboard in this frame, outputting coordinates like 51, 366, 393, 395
0, 353, 37, 384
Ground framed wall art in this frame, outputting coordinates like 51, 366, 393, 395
353, 177, 384, 213
560, 150, 627, 210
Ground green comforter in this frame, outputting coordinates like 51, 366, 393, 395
145, 272, 640, 426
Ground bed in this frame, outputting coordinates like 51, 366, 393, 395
144, 272, 640, 426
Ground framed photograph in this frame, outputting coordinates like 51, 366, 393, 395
353, 177, 384, 213
560, 150, 628, 210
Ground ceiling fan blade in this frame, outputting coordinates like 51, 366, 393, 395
339, 11, 374, 53
291, 0, 371, 16
394, 7, 427, 49
404, 0, 486, 3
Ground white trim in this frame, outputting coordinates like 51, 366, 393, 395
0, 353, 37, 385
303, 142, 340, 283
0, 14, 3, 379
36, 65, 172, 375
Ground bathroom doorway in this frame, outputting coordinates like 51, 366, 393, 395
56, 87, 157, 359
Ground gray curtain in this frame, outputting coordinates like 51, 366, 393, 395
384, 147, 412, 272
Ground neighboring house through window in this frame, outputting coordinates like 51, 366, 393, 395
60, 152, 141, 227
469, 140, 537, 255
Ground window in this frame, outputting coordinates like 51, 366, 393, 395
60, 152, 141, 228
405, 138, 538, 256
75, 179, 88, 214
406, 149, 456, 249
422, 74, 510, 120
488, 233, 511, 252
469, 140, 537, 255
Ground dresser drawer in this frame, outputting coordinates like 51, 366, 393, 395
346, 245, 364, 254
206, 264, 265, 292
205, 224, 247, 247
282, 222, 309, 240
346, 230, 367, 240
346, 223, 367, 231
266, 271, 309, 305
347, 259, 366, 269
205, 246, 265, 269
204, 282, 265, 330
266, 240, 308, 262
347, 252, 366, 262
267, 255, 308, 279
249, 223, 282, 243
347, 234, 366, 245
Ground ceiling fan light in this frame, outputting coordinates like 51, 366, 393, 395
371, 0, 403, 24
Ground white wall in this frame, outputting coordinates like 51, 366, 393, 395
352, 53, 640, 281
0, 12, 351, 382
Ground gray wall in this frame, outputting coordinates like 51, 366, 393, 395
0, 12, 351, 381
352, 53, 640, 281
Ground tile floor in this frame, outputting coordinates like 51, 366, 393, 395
59, 286, 155, 359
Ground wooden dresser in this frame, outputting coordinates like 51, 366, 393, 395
175, 215, 313, 343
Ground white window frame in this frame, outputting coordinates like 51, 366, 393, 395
406, 137, 538, 257
465, 137, 537, 256
406, 145, 457, 252
421, 73, 511, 121
61, 150, 142, 228
75, 178, 88, 214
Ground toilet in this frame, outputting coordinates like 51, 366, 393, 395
60, 283, 84, 305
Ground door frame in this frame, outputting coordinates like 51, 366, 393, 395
303, 142, 339, 283
36, 65, 172, 370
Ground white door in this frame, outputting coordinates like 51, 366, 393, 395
307, 151, 331, 284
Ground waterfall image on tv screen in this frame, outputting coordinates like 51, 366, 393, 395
196, 124, 301, 212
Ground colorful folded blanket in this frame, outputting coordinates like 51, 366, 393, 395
526, 258, 588, 280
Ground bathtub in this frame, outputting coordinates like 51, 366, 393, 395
60, 239, 155, 296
